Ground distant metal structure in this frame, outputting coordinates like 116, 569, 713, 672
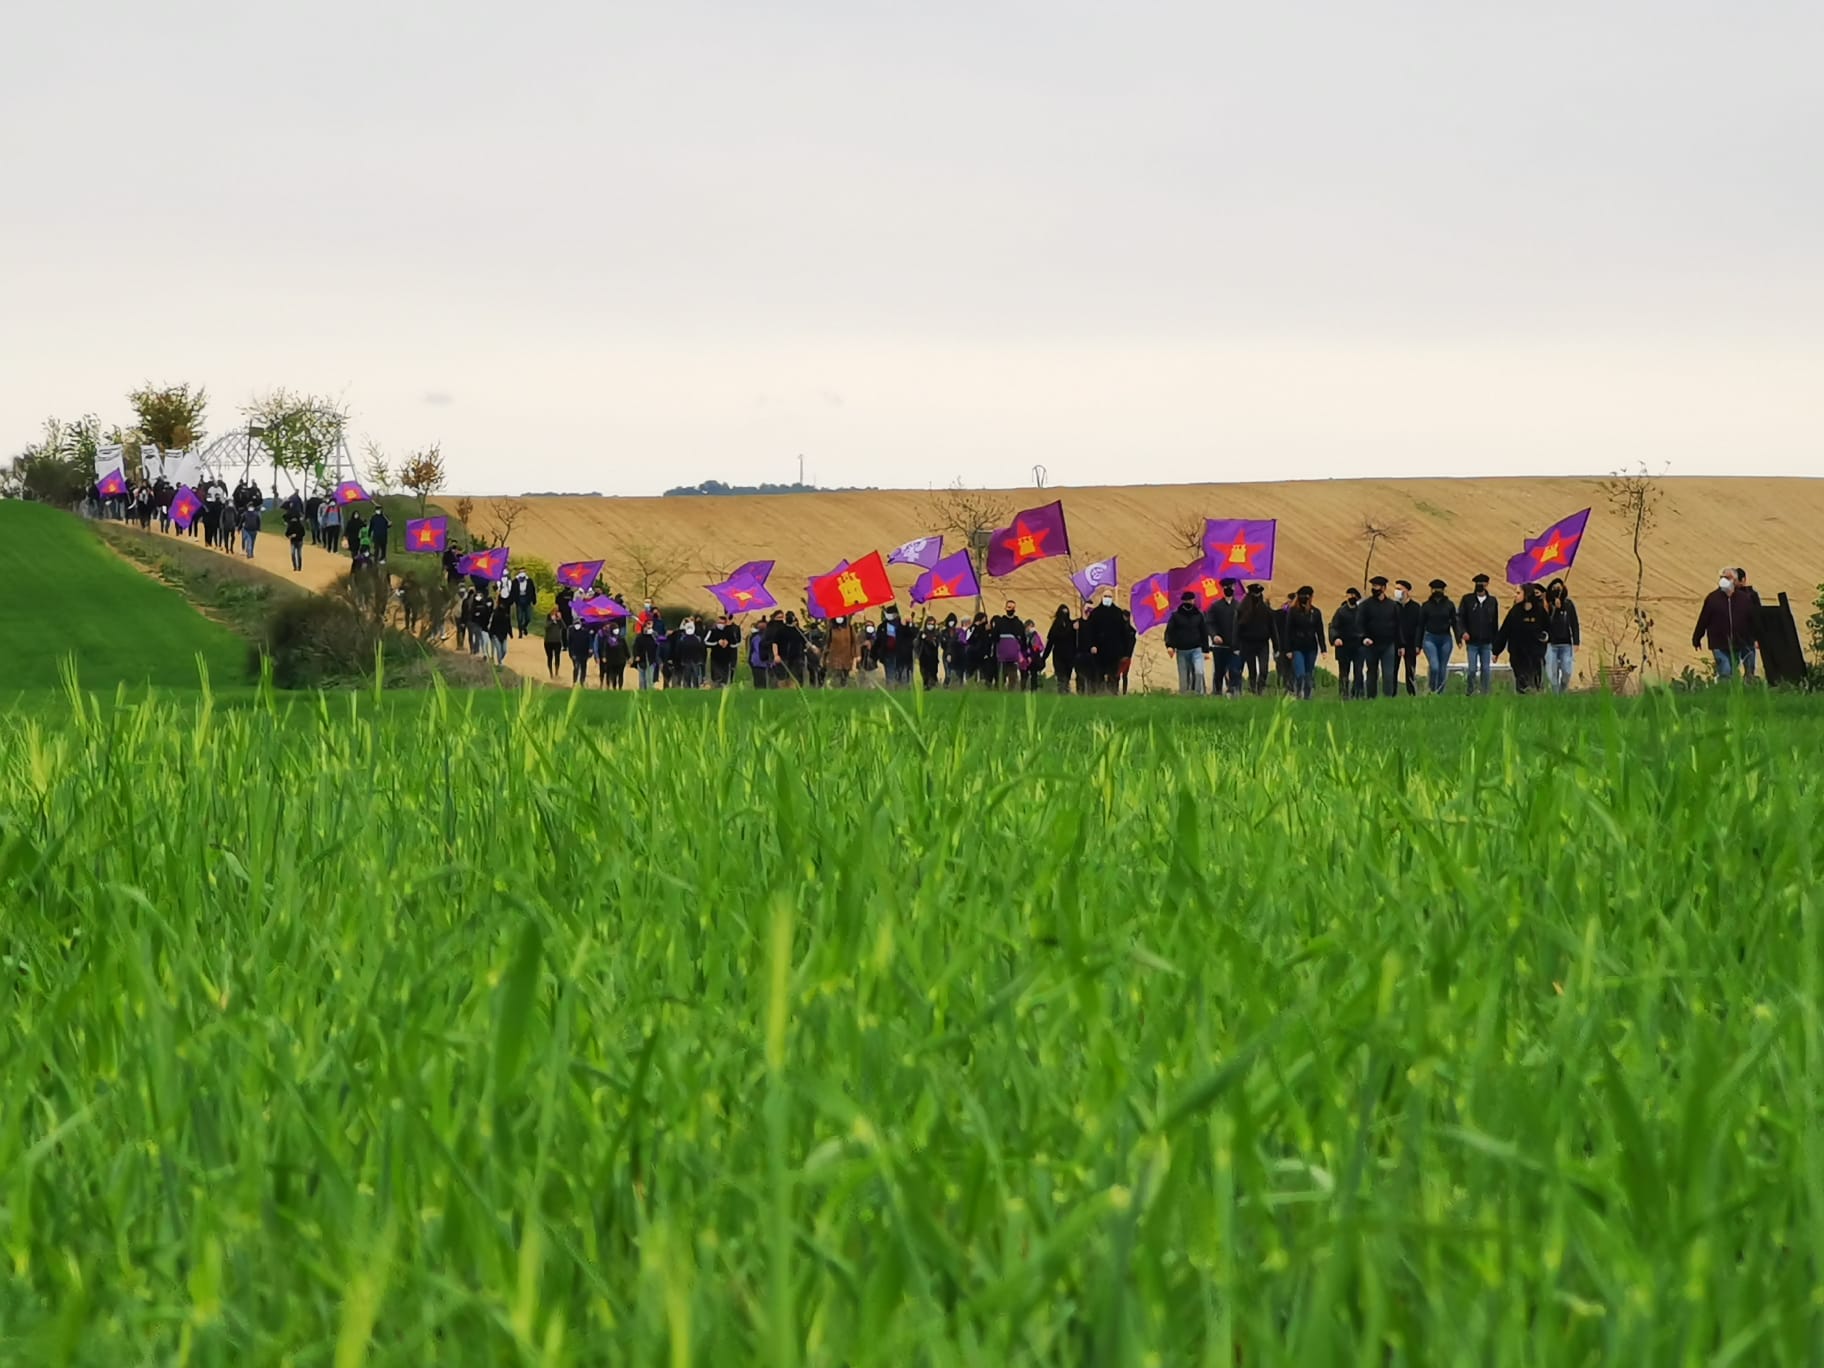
195, 408, 354, 495
1033, 464, 1047, 489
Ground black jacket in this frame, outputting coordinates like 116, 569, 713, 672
1355, 593, 1400, 647
1395, 599, 1424, 649
1496, 601, 1550, 659
1235, 594, 1275, 645
1049, 616, 1078, 663
1329, 600, 1362, 647
1458, 592, 1501, 645
1203, 598, 1237, 648
1163, 603, 1209, 650
1545, 597, 1581, 646
1282, 605, 1326, 653
1084, 602, 1127, 654
566, 623, 595, 657
488, 600, 512, 637
672, 631, 707, 665
1418, 593, 1458, 638
707, 624, 740, 657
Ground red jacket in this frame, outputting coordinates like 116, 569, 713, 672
1691, 589, 1758, 651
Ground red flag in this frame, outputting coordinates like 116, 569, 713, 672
809, 550, 895, 617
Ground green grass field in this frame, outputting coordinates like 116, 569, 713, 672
0, 502, 247, 692
5, 680, 1822, 1364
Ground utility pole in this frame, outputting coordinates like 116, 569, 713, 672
798, 453, 805, 486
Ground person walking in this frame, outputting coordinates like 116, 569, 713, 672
918, 616, 943, 689
1043, 605, 1076, 694
1458, 574, 1501, 695
487, 593, 513, 664
565, 617, 595, 686
672, 619, 707, 688
1083, 592, 1126, 693
1497, 582, 1551, 693
345, 510, 365, 559
321, 499, 342, 555
368, 507, 390, 564
1418, 579, 1457, 694
990, 600, 1027, 689
1205, 580, 1240, 697
1234, 584, 1275, 694
1164, 590, 1209, 694
542, 610, 565, 678
305, 493, 323, 546
1393, 580, 1423, 695
1544, 578, 1581, 693
1281, 586, 1326, 700
510, 570, 537, 638
598, 624, 629, 688
1356, 577, 1401, 698
822, 616, 857, 686
634, 619, 661, 689
707, 615, 741, 686
285, 507, 306, 571
239, 504, 262, 559
1329, 588, 1364, 699
1692, 568, 1760, 680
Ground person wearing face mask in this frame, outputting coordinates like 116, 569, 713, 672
1418, 580, 1458, 695
748, 611, 775, 688
824, 615, 858, 686
566, 615, 596, 686
1235, 584, 1275, 694
555, 583, 576, 627
917, 616, 942, 689
597, 622, 629, 688
1692, 568, 1760, 680
1281, 586, 1326, 700
1356, 577, 1402, 699
1203, 579, 1239, 697
875, 605, 906, 686
1048, 604, 1078, 694
671, 617, 707, 688
1329, 588, 1365, 699
1393, 580, 1424, 696
1163, 590, 1210, 694
706, 614, 741, 687
1543, 578, 1580, 693
989, 599, 1027, 689
1496, 582, 1551, 693
1734, 567, 1763, 678
1084, 592, 1126, 694
1457, 573, 1501, 695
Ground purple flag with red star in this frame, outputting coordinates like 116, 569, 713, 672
456, 546, 510, 580
1130, 572, 1174, 634
911, 549, 980, 605
405, 517, 447, 553
706, 573, 778, 614
1505, 507, 1590, 585
1202, 519, 1276, 581
170, 485, 202, 530
888, 536, 945, 570
575, 595, 629, 622
556, 559, 604, 589
334, 480, 370, 506
97, 467, 128, 498
985, 501, 1070, 577
1167, 557, 1228, 610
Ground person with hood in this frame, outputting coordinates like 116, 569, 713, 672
941, 613, 966, 686
1418, 579, 1457, 694
555, 583, 575, 626
989, 599, 1027, 689
344, 509, 365, 559
565, 616, 595, 685
304, 492, 322, 545
1355, 576, 1401, 698
1048, 605, 1078, 694
510, 570, 537, 637
1734, 568, 1763, 677
368, 507, 390, 563
1116, 610, 1138, 694
1280, 586, 1326, 700
1019, 618, 1047, 691
1163, 590, 1210, 694
1458, 573, 1501, 695
1544, 578, 1581, 693
821, 615, 857, 686
875, 606, 908, 686
1393, 579, 1424, 696
1329, 588, 1363, 699
957, 611, 987, 683
1496, 582, 1551, 693
1692, 567, 1759, 679
542, 609, 565, 678
706, 614, 741, 686
892, 610, 917, 685
1234, 584, 1276, 694
748, 613, 775, 688
918, 616, 943, 689
671, 618, 708, 688
1083, 592, 1127, 694
284, 506, 306, 571
771, 611, 809, 685
487, 592, 513, 664
597, 623, 629, 688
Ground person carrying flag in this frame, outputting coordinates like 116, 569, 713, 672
1234, 584, 1275, 695
1543, 578, 1581, 692
823, 616, 858, 686
1163, 590, 1209, 695
565, 615, 595, 686
1497, 582, 1550, 693
1203, 580, 1240, 697
1458, 574, 1501, 695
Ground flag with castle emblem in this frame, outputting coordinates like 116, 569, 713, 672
911, 549, 980, 605
805, 560, 848, 620
809, 551, 895, 618
1202, 519, 1276, 581
1130, 572, 1174, 634
985, 501, 1070, 577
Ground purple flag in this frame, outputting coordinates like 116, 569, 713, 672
334, 480, 370, 506
1505, 507, 1590, 585
706, 572, 779, 614
404, 517, 447, 553
911, 549, 980, 605
1167, 557, 1227, 609
985, 500, 1070, 578
456, 546, 510, 580
1130, 573, 1174, 634
97, 467, 128, 498
575, 595, 629, 622
730, 559, 776, 585
556, 559, 605, 589
1202, 519, 1276, 581
805, 559, 848, 620
170, 485, 202, 530
1070, 555, 1118, 602
887, 536, 944, 570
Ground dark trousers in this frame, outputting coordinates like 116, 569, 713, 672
1512, 653, 1545, 694
1397, 647, 1421, 696
1334, 645, 1361, 697
571, 654, 590, 684
1055, 660, 1074, 693
545, 644, 562, 676
752, 665, 771, 688
1239, 641, 1271, 694
1364, 643, 1399, 697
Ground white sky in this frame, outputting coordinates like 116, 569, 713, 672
3, 0, 1819, 493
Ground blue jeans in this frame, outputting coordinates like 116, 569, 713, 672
1547, 644, 1575, 693
1465, 643, 1493, 694
1363, 642, 1398, 698
1290, 648, 1317, 697
1175, 647, 1204, 694
638, 664, 657, 690
241, 528, 257, 557
1712, 649, 1751, 680
289, 541, 303, 571
1423, 633, 1453, 693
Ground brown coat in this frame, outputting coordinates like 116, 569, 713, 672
825, 623, 859, 671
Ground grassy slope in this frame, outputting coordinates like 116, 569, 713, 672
0, 501, 246, 691
5, 684, 1824, 1361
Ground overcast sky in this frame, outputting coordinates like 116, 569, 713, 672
4, 1, 1818, 493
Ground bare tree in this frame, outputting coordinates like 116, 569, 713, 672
361, 441, 393, 496
396, 444, 448, 515
924, 480, 1011, 566
1170, 514, 1207, 563
612, 534, 701, 602
246, 392, 347, 493
480, 497, 529, 548
1600, 464, 1667, 675
1359, 517, 1410, 588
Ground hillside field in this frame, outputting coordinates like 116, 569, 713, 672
471, 476, 1824, 677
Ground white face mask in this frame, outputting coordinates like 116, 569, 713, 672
1719, 577, 1734, 593
1101, 596, 1113, 606
1392, 589, 1406, 602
